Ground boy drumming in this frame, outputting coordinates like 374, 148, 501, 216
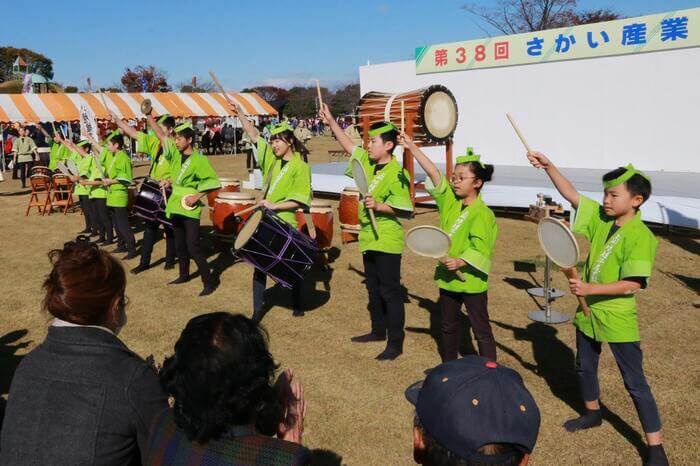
321, 104, 413, 361
528, 152, 668, 466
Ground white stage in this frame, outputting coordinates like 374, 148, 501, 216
305, 162, 699, 229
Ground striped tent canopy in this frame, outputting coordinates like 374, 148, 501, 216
0, 92, 277, 123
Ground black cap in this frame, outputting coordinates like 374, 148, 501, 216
405, 356, 540, 462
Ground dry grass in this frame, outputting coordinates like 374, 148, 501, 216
1, 137, 698, 465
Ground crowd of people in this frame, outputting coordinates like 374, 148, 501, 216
0, 100, 670, 465
0, 236, 542, 465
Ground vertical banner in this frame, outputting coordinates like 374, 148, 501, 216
79, 103, 98, 141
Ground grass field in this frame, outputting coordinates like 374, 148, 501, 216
1, 136, 698, 465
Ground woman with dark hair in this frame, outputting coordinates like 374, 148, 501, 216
234, 103, 312, 321
147, 312, 309, 465
153, 122, 221, 296
0, 237, 168, 465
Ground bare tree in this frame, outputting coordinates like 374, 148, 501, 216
462, 0, 620, 34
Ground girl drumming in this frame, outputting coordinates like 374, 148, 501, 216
234, 104, 312, 321
402, 135, 498, 361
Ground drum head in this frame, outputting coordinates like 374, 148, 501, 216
343, 186, 360, 193
218, 192, 254, 200
311, 199, 333, 209
140, 98, 152, 115
220, 178, 240, 185
423, 88, 458, 141
66, 159, 78, 175
406, 225, 451, 258
234, 209, 263, 250
351, 159, 369, 194
537, 217, 579, 268
180, 197, 197, 211
55, 162, 70, 175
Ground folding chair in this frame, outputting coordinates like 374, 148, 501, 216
49, 174, 75, 215
25, 174, 52, 216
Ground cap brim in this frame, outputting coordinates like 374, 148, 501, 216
404, 380, 424, 405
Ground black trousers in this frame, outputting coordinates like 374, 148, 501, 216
92, 198, 113, 242
110, 207, 135, 253
575, 330, 662, 433
139, 219, 176, 267
438, 289, 496, 362
171, 214, 211, 283
362, 251, 405, 347
16, 161, 32, 187
252, 269, 302, 313
77, 195, 98, 233
245, 149, 258, 172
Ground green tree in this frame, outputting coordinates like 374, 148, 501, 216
331, 83, 360, 115
0, 47, 54, 81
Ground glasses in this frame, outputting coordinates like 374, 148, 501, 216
450, 176, 476, 183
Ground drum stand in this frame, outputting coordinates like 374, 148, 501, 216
528, 255, 569, 324
526, 197, 569, 324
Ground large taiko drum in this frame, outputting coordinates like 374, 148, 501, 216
127, 185, 137, 212
213, 192, 255, 235
207, 178, 241, 207
133, 178, 171, 226
357, 85, 458, 145
339, 186, 361, 243
295, 200, 334, 250
234, 208, 318, 289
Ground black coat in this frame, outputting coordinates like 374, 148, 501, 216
0, 326, 168, 465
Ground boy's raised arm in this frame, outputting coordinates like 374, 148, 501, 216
527, 151, 580, 209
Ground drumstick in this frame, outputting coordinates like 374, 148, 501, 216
316, 80, 323, 109
209, 70, 235, 107
233, 204, 260, 218
401, 101, 405, 132
365, 196, 379, 238
561, 267, 592, 317
506, 113, 533, 154
303, 211, 317, 240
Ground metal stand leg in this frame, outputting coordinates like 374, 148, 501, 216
529, 256, 569, 324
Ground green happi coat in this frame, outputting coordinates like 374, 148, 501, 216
344, 147, 413, 254
88, 149, 111, 200
136, 131, 172, 181
105, 150, 133, 208
255, 137, 311, 228
164, 143, 220, 220
426, 175, 498, 293
571, 195, 659, 343
48, 142, 68, 171
72, 151, 92, 197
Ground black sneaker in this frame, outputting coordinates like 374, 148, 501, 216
292, 309, 305, 317
122, 251, 138, 260
130, 264, 150, 275
375, 345, 402, 361
199, 283, 217, 297
164, 262, 176, 270
350, 332, 386, 343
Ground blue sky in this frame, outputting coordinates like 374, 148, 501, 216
2, 0, 698, 90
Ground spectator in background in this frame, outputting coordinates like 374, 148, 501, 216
406, 356, 540, 466
147, 312, 310, 466
11, 126, 38, 188
0, 237, 168, 465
